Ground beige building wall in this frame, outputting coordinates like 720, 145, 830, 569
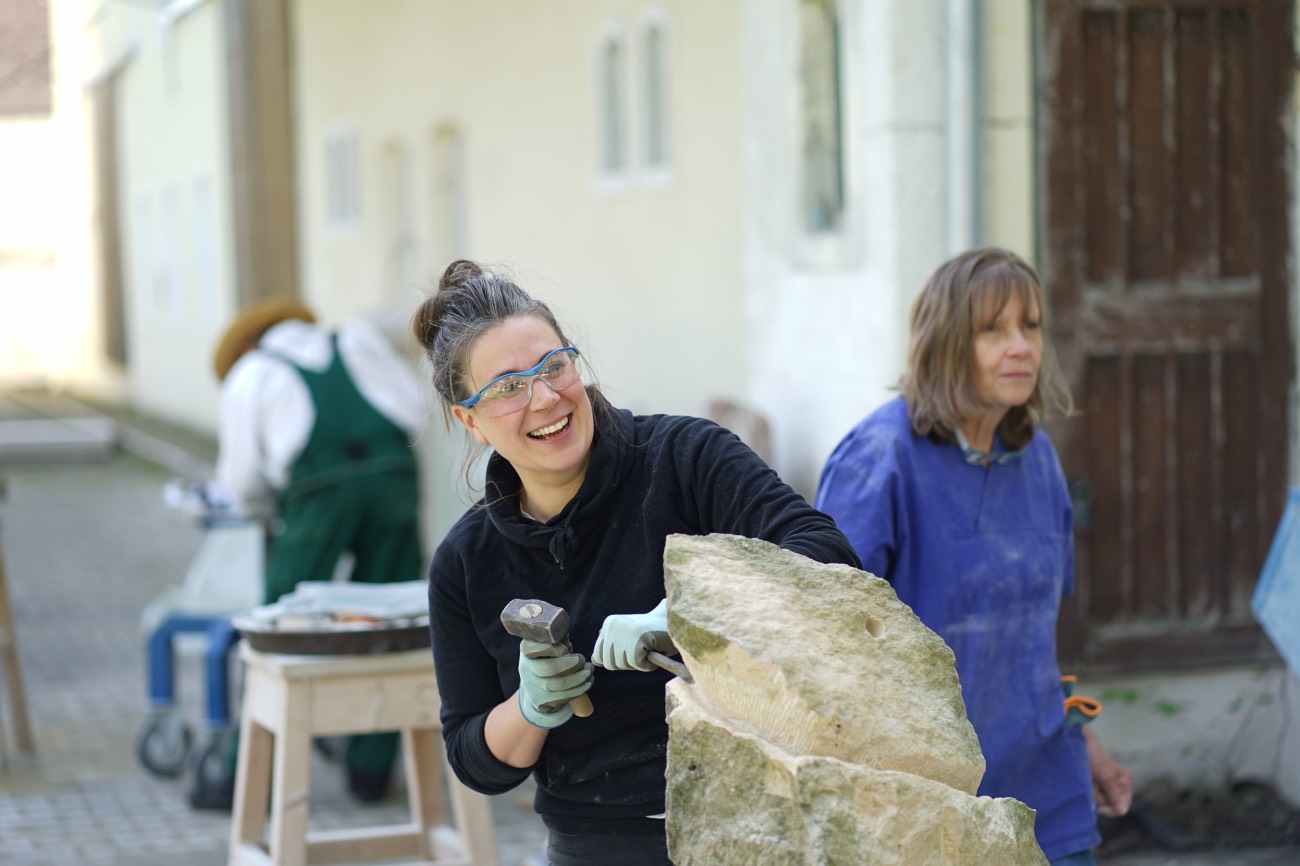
111, 1, 236, 431
291, 0, 747, 535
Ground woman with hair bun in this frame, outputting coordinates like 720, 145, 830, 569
412, 259, 860, 865
815, 247, 1132, 866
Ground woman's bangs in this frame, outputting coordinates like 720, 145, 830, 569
969, 265, 1039, 329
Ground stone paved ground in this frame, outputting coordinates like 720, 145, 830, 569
0, 391, 547, 866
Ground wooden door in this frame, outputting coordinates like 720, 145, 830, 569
1039, 0, 1294, 670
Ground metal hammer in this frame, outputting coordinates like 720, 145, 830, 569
500, 598, 594, 718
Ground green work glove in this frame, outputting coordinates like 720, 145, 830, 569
517, 638, 594, 729
592, 599, 675, 672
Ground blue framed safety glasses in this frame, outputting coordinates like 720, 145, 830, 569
457, 346, 581, 417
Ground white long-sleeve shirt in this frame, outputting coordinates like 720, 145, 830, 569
215, 317, 427, 516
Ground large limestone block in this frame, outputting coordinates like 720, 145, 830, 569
663, 533, 984, 794
666, 681, 1047, 866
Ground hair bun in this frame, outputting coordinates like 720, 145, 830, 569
439, 259, 484, 292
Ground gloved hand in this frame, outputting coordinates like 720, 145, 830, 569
592, 599, 675, 672
517, 638, 594, 729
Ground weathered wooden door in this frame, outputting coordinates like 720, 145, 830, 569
1039, 0, 1294, 670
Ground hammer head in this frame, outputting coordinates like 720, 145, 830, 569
500, 598, 572, 645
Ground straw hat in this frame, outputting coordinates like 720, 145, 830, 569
213, 297, 316, 381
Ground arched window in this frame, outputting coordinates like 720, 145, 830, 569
801, 0, 845, 233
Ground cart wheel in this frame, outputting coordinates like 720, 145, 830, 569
187, 733, 235, 810
135, 713, 193, 777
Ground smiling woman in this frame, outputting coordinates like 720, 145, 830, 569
408, 259, 861, 866
448, 316, 595, 522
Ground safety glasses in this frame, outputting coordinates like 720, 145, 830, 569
457, 347, 581, 417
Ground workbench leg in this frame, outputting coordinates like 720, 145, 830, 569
0, 546, 33, 753
269, 678, 312, 866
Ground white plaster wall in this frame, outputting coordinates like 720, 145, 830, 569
291, 0, 747, 540
742, 0, 950, 497
114, 1, 234, 431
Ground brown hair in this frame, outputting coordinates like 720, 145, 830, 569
901, 246, 1072, 450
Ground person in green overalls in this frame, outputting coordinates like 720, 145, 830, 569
209, 297, 426, 807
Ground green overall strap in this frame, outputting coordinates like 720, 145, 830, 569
266, 334, 416, 503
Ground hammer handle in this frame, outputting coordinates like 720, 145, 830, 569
569, 693, 594, 717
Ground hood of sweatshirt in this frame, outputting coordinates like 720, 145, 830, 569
482, 407, 635, 569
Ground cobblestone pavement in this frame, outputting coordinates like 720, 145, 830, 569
0, 391, 547, 866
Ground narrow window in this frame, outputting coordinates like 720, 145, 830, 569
643, 23, 669, 170
599, 38, 626, 174
325, 126, 362, 231
800, 0, 845, 233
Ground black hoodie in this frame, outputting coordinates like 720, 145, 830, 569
427, 407, 861, 831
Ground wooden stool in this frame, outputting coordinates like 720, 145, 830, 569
229, 645, 498, 866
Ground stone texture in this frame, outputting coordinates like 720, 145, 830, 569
663, 533, 984, 793
662, 533, 1047, 865
666, 682, 1046, 866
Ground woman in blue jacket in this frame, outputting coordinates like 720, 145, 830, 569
815, 247, 1131, 865
411, 259, 860, 866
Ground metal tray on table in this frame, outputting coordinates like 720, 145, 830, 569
231, 613, 431, 656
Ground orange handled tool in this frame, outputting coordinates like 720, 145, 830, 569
1062, 674, 1103, 726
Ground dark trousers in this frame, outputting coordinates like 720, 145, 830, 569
545, 818, 670, 866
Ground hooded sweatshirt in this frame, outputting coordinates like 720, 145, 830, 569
428, 407, 861, 831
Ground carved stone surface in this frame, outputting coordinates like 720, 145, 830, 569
663, 533, 1047, 865
663, 533, 984, 792
667, 683, 1046, 866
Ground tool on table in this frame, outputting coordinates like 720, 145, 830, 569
501, 598, 594, 717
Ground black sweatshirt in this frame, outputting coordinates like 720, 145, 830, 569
427, 407, 861, 832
